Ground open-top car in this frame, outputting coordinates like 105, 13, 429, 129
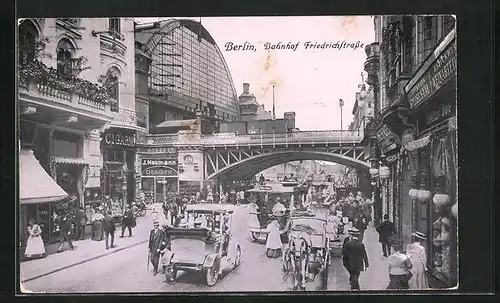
282, 215, 330, 291
163, 204, 242, 286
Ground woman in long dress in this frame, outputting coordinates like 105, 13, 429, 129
247, 201, 260, 229
386, 239, 413, 290
265, 219, 282, 258
407, 231, 429, 289
25, 218, 46, 259
92, 208, 104, 241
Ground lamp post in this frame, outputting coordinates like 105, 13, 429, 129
339, 98, 344, 131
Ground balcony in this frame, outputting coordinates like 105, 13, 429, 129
18, 76, 114, 131
108, 108, 147, 132
364, 42, 380, 86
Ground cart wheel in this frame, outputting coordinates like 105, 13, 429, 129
166, 267, 177, 283
205, 259, 220, 286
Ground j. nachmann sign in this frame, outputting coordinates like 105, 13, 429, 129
141, 158, 178, 177
406, 33, 456, 109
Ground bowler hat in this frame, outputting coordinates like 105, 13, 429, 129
411, 231, 427, 240
383, 214, 389, 220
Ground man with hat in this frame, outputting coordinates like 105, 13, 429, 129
148, 220, 166, 275
376, 214, 397, 257
120, 205, 135, 238
342, 227, 369, 290
407, 231, 429, 289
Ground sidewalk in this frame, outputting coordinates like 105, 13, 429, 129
359, 226, 390, 290
20, 211, 158, 283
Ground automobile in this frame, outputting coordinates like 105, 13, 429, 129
282, 215, 330, 290
163, 203, 242, 286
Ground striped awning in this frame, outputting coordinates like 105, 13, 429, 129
52, 156, 89, 166
19, 149, 68, 204
404, 135, 431, 151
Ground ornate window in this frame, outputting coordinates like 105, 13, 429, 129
18, 20, 39, 65
423, 16, 437, 59
56, 38, 75, 78
107, 67, 121, 112
109, 18, 122, 39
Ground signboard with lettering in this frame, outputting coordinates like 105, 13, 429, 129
102, 129, 136, 148
142, 166, 178, 177
406, 42, 456, 109
418, 102, 456, 132
141, 159, 178, 169
376, 124, 401, 154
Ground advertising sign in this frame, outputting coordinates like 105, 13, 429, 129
142, 166, 178, 177
406, 42, 456, 109
102, 129, 136, 148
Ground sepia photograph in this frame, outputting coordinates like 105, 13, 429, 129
17, 15, 457, 293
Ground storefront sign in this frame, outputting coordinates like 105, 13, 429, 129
406, 42, 456, 109
376, 124, 401, 154
418, 102, 456, 131
142, 166, 178, 177
102, 129, 136, 148
142, 159, 178, 169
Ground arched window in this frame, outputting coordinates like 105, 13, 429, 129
107, 67, 121, 112
18, 20, 38, 65
56, 38, 75, 77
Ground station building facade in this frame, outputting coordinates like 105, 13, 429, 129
133, 19, 242, 203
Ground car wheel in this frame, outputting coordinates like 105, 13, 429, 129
234, 246, 242, 267
205, 260, 220, 286
251, 232, 259, 241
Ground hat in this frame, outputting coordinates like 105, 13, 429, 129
383, 214, 389, 220
411, 231, 427, 240
153, 220, 159, 226
347, 227, 361, 235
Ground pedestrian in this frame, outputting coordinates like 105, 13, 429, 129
120, 205, 135, 237
259, 174, 265, 184
24, 218, 45, 259
91, 207, 104, 241
265, 219, 282, 258
376, 214, 397, 257
354, 213, 368, 242
57, 212, 74, 252
341, 227, 369, 290
75, 206, 88, 241
148, 220, 166, 276
386, 239, 413, 290
102, 211, 116, 250
169, 201, 179, 226
407, 231, 429, 289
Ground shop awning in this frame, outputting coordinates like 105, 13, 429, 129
155, 119, 197, 129
52, 156, 89, 166
19, 149, 68, 204
404, 135, 431, 152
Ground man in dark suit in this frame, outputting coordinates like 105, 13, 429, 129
121, 205, 134, 237
376, 214, 397, 257
75, 207, 88, 241
354, 213, 368, 242
57, 212, 74, 252
342, 227, 369, 290
102, 211, 116, 249
148, 220, 166, 275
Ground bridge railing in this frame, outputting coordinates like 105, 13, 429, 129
202, 129, 364, 145
140, 129, 364, 146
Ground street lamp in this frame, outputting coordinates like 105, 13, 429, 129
339, 99, 344, 131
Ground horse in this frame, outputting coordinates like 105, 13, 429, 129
283, 231, 311, 290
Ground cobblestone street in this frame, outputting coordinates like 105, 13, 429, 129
22, 205, 389, 293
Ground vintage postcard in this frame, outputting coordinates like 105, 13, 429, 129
18, 15, 457, 293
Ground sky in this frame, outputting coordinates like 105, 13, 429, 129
134, 16, 375, 131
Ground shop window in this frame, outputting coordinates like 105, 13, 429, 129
56, 38, 75, 78
52, 130, 82, 158
103, 148, 125, 163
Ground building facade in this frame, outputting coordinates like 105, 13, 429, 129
18, 18, 144, 244
364, 15, 457, 288
134, 19, 242, 203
